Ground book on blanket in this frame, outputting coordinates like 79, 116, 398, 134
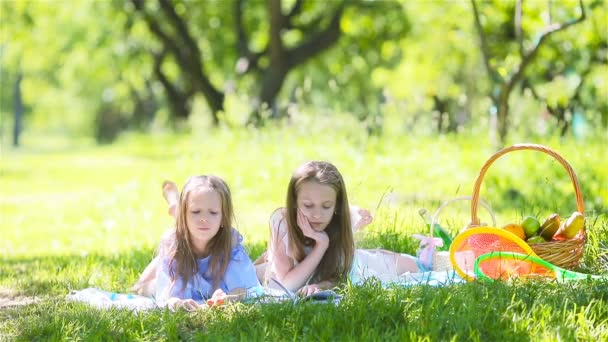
263, 278, 342, 303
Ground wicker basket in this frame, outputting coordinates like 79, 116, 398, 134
469, 143, 586, 270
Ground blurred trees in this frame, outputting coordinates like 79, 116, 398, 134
1, 1, 158, 144
470, 0, 585, 143
127, 0, 408, 127
524, 0, 608, 137
0, 0, 606, 145
12, 72, 23, 147
378, 1, 481, 135
380, 0, 605, 142
282, 1, 409, 135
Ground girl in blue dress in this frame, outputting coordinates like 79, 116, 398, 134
135, 175, 259, 310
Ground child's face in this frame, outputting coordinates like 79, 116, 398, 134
186, 187, 223, 244
296, 180, 337, 232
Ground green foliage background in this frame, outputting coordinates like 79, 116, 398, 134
1, 0, 606, 140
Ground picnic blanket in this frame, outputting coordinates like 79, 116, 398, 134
66, 271, 464, 311
66, 288, 156, 312
361, 270, 465, 287
66, 286, 340, 311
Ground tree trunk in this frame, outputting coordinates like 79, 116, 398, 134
554, 106, 570, 137
195, 78, 224, 125
247, 68, 287, 125
260, 68, 288, 109
185, 52, 224, 125
13, 72, 23, 147
131, 0, 224, 126
471, 0, 585, 144
245, 0, 345, 125
432, 95, 448, 133
496, 89, 510, 143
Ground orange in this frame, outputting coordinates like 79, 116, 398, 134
502, 223, 526, 240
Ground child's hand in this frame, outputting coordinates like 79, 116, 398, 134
297, 209, 329, 246
226, 287, 247, 303
354, 209, 373, 231
207, 289, 228, 306
166, 297, 204, 312
297, 283, 322, 297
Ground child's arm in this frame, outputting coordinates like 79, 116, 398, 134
154, 263, 206, 310
222, 240, 261, 293
269, 210, 329, 292
165, 297, 204, 311
296, 280, 335, 297
154, 258, 192, 305
273, 239, 328, 292
131, 256, 160, 296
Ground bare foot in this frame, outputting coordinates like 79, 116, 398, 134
353, 208, 373, 232
162, 180, 179, 217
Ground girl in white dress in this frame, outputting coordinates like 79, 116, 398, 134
255, 161, 420, 296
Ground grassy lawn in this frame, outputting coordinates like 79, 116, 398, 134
1, 127, 607, 341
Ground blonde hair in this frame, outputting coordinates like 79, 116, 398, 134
170, 175, 234, 291
285, 161, 354, 283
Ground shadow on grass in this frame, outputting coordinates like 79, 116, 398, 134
0, 248, 156, 297
0, 240, 271, 298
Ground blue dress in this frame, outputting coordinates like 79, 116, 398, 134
155, 229, 260, 302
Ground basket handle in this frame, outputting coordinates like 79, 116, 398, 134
430, 196, 496, 238
470, 143, 584, 226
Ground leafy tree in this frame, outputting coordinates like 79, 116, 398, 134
0, 1, 161, 144
2, 0, 603, 143
375, 1, 483, 135
266, 1, 409, 134
523, 0, 607, 136
129, 0, 409, 126
470, 0, 586, 142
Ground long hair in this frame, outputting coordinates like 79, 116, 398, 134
170, 175, 234, 291
285, 161, 354, 283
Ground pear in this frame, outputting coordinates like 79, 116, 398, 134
563, 212, 584, 238
539, 213, 561, 241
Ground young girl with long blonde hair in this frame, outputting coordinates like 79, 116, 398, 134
257, 161, 420, 296
134, 175, 259, 310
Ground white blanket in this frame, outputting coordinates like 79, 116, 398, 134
378, 270, 465, 287
66, 288, 156, 312
66, 272, 464, 311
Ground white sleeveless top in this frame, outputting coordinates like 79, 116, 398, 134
264, 207, 421, 286
264, 207, 361, 286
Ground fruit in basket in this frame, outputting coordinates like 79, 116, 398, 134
539, 213, 561, 241
502, 223, 526, 240
565, 212, 584, 238
521, 216, 541, 238
554, 211, 584, 239
527, 236, 546, 244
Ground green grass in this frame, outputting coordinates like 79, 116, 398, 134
1, 126, 607, 340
